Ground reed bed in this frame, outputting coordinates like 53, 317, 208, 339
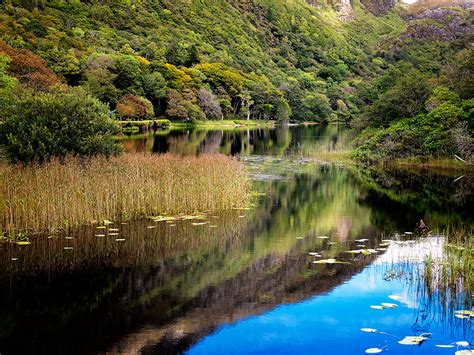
0, 153, 250, 235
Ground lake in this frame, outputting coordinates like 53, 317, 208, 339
0, 125, 472, 354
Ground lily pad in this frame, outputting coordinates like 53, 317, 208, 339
313, 258, 349, 264
398, 336, 427, 345
381, 303, 397, 308
370, 305, 385, 310
361, 328, 377, 333
365, 348, 383, 354
388, 295, 403, 301
455, 310, 474, 317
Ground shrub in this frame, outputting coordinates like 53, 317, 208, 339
116, 94, 155, 120
0, 87, 121, 163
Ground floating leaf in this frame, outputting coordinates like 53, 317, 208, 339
455, 341, 469, 347
365, 348, 383, 354
435, 345, 455, 348
388, 295, 403, 301
95, 234, 105, 238
455, 310, 474, 317
370, 305, 385, 310
192, 222, 208, 226
16, 241, 31, 245
381, 303, 397, 308
398, 336, 427, 345
96, 226, 106, 229
153, 216, 176, 222
313, 259, 349, 264
361, 328, 377, 333
147, 226, 156, 229
109, 228, 119, 232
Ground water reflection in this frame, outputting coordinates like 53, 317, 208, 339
0, 127, 472, 354
119, 125, 351, 157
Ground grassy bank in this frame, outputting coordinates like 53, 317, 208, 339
119, 119, 275, 133
0, 153, 250, 236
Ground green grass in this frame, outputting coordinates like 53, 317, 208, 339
118, 119, 275, 131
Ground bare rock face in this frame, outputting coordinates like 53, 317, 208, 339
398, 5, 473, 42
360, 0, 396, 15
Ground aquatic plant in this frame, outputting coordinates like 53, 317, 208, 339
0, 153, 250, 235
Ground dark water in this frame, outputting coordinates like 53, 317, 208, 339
0, 126, 472, 354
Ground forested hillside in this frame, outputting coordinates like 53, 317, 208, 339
0, 0, 406, 122
0, 0, 472, 162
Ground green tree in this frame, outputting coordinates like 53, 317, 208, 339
0, 87, 121, 163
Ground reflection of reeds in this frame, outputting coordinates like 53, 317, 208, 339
406, 232, 472, 336
0, 153, 250, 235
0, 213, 249, 278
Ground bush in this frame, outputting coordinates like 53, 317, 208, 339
116, 94, 155, 120
0, 87, 121, 163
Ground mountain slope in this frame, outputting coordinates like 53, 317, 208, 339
0, 0, 405, 122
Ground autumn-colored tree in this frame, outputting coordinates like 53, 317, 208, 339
198, 88, 223, 119
0, 40, 58, 91
116, 94, 154, 121
166, 89, 189, 121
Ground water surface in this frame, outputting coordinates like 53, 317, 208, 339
0, 126, 472, 354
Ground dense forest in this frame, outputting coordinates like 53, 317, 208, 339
0, 0, 472, 162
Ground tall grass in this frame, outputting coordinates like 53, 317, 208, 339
0, 153, 250, 235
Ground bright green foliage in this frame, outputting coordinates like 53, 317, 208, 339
0, 0, 406, 122
0, 55, 17, 90
353, 88, 472, 162
0, 87, 121, 163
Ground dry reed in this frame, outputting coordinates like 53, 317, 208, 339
0, 153, 250, 235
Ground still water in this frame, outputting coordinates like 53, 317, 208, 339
0, 125, 472, 354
